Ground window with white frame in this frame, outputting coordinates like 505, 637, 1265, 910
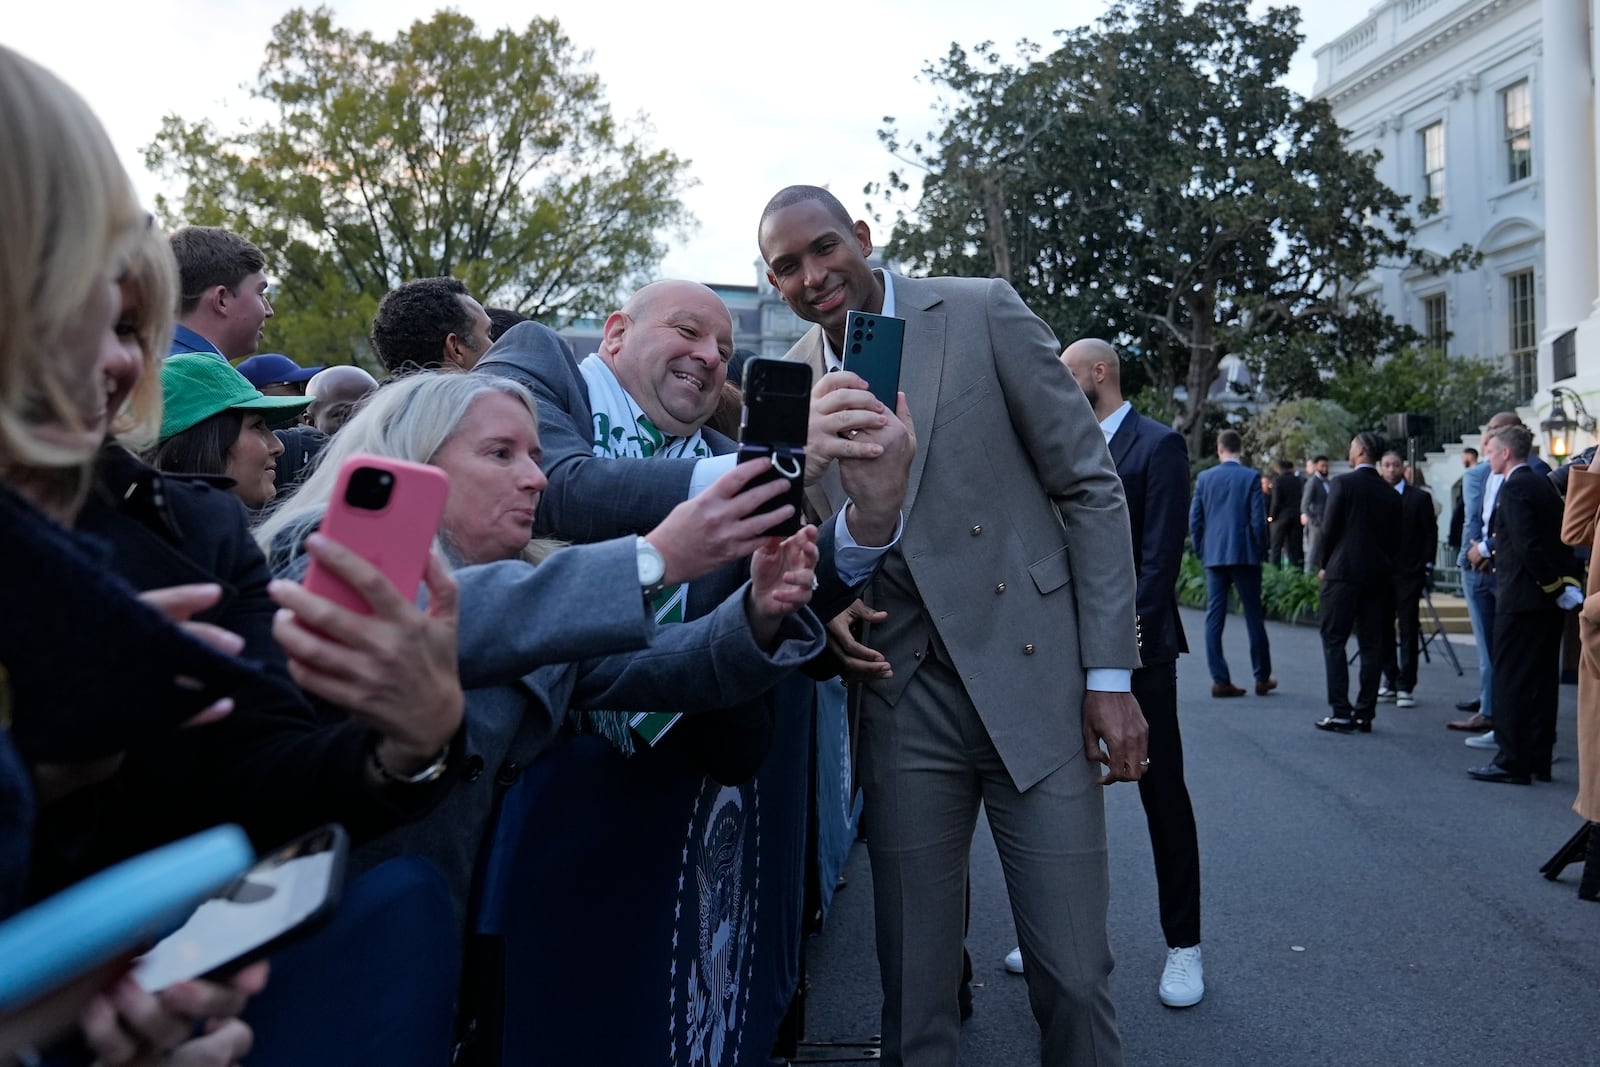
1419, 122, 1445, 206
1421, 293, 1447, 356
1502, 80, 1532, 184
1507, 269, 1537, 401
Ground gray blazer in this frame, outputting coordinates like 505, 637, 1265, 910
789, 274, 1140, 790
351, 536, 826, 919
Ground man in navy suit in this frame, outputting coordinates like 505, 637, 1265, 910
1052, 339, 1206, 1007
1189, 429, 1273, 697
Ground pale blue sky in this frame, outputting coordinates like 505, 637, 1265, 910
9, 1, 1352, 285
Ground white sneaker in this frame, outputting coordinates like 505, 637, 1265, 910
1396, 691, 1416, 708
1003, 946, 1024, 974
1376, 687, 1397, 703
1465, 730, 1498, 750
1159, 945, 1205, 1008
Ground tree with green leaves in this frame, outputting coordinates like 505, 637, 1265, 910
146, 6, 695, 366
871, 0, 1473, 459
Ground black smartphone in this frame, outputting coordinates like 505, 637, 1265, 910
132, 824, 348, 991
842, 310, 905, 411
737, 357, 813, 537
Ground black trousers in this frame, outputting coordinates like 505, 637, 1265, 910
1133, 661, 1201, 948
1383, 573, 1425, 692
1490, 607, 1564, 776
1269, 520, 1304, 568
1321, 578, 1394, 718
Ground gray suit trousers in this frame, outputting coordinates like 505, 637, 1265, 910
858, 648, 1122, 1067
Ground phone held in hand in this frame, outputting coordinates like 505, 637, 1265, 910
0, 825, 254, 1016
737, 357, 812, 537
303, 454, 450, 613
133, 824, 348, 992
842, 310, 905, 411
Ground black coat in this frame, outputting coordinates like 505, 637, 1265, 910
1270, 471, 1303, 524
1107, 410, 1189, 666
1319, 467, 1401, 587
1395, 483, 1439, 578
30, 446, 449, 897
1489, 465, 1578, 615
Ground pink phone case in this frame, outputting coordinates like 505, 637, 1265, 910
302, 453, 450, 614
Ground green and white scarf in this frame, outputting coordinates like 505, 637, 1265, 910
579, 355, 714, 751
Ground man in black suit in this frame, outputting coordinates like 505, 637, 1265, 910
1301, 455, 1330, 572
1268, 458, 1304, 568
1315, 432, 1402, 733
1378, 451, 1438, 707
1469, 424, 1581, 784
1054, 339, 1205, 1008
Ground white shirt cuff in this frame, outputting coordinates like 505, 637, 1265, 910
1085, 668, 1132, 693
688, 453, 740, 497
833, 505, 901, 586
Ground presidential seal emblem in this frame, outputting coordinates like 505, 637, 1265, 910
669, 778, 760, 1066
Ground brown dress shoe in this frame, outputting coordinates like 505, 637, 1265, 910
1446, 713, 1492, 732
1211, 682, 1247, 698
1255, 677, 1278, 695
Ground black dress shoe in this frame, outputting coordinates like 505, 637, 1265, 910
1467, 764, 1532, 785
1315, 715, 1357, 733
1354, 718, 1373, 734
1455, 699, 1481, 713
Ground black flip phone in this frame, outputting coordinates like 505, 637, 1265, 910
843, 310, 905, 411
737, 357, 812, 536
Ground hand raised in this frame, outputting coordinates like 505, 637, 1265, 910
645, 459, 795, 586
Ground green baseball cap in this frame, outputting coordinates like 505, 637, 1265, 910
158, 354, 313, 442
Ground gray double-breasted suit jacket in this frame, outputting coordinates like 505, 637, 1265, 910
789, 273, 1140, 791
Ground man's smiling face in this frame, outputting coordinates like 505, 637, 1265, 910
601, 280, 732, 437
760, 198, 882, 349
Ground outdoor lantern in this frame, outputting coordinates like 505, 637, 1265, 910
1541, 385, 1597, 461
1543, 393, 1574, 460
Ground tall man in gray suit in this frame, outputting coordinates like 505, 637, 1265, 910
758, 185, 1146, 1067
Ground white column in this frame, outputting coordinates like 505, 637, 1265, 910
1544, 0, 1597, 331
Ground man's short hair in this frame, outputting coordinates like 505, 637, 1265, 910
169, 226, 266, 315
1486, 423, 1533, 460
1313, 454, 1328, 464
371, 277, 474, 374
1463, 446, 1479, 460
1275, 458, 1295, 472
757, 185, 855, 249
1217, 429, 1243, 454
1353, 432, 1387, 465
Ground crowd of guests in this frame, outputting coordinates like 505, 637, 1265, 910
0, 43, 1165, 1067
7, 37, 1594, 1067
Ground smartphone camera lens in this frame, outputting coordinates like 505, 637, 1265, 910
851, 343, 862, 354
345, 467, 395, 511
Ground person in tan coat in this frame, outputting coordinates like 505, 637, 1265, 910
1558, 461, 1600, 901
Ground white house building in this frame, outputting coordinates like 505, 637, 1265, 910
1313, 0, 1600, 476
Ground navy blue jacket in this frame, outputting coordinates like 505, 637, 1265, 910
1189, 459, 1267, 567
1108, 410, 1190, 666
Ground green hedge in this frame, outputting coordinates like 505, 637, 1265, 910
1177, 553, 1321, 624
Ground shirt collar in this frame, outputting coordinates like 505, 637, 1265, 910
1098, 400, 1133, 442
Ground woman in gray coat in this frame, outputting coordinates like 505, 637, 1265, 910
258, 372, 824, 915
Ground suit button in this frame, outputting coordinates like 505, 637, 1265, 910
995, 583, 1006, 594
461, 755, 485, 783
913, 649, 922, 659
495, 761, 522, 786
1023, 644, 1036, 655
971, 525, 983, 536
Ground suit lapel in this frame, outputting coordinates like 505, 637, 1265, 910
893, 276, 946, 518
1107, 411, 1138, 470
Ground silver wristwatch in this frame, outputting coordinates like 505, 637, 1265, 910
636, 536, 667, 604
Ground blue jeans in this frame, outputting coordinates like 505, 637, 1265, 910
1204, 564, 1272, 685
1461, 565, 1495, 720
